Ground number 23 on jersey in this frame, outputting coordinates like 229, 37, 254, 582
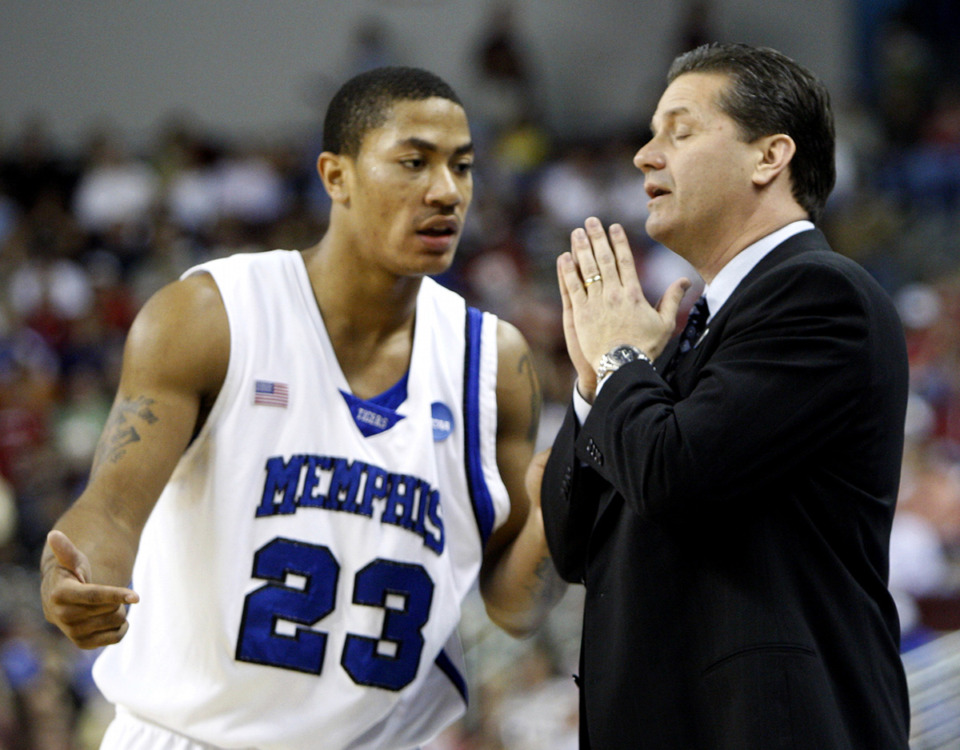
235, 537, 435, 691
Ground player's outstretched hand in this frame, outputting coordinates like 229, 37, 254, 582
41, 530, 139, 649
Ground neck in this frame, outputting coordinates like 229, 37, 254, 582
301, 236, 424, 397
693, 206, 808, 284
302, 235, 422, 341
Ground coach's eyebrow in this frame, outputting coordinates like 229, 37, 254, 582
649, 106, 692, 136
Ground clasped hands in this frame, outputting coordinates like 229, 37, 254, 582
557, 217, 691, 402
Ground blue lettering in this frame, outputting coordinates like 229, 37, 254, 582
256, 454, 446, 555
257, 455, 306, 516
424, 489, 444, 553
413, 478, 431, 538
350, 465, 388, 517
298, 455, 333, 508
383, 475, 417, 530
327, 459, 364, 510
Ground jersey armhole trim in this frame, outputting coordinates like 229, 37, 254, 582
434, 649, 468, 704
463, 306, 496, 547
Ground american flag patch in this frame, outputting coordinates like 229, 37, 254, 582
254, 380, 289, 407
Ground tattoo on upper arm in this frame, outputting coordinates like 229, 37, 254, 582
517, 352, 541, 443
91, 396, 159, 472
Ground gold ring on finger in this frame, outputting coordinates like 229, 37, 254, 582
583, 274, 602, 288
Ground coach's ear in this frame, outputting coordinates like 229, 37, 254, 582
752, 133, 795, 187
317, 152, 350, 204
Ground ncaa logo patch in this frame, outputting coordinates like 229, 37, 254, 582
431, 402, 454, 442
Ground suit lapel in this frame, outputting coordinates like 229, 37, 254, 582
674, 230, 828, 390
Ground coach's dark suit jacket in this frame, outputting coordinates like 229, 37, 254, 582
542, 229, 911, 749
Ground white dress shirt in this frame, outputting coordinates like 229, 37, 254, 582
573, 220, 815, 423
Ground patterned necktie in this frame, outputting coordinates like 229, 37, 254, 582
678, 296, 710, 354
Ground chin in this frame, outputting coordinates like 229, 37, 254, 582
424, 257, 456, 277
422, 245, 459, 270
644, 217, 671, 246
400, 254, 456, 279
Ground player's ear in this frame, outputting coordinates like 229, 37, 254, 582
317, 152, 350, 204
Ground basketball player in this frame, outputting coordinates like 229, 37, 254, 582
40, 66, 564, 750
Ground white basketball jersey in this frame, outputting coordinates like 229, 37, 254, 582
92, 250, 511, 750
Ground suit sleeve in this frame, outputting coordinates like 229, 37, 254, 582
577, 258, 907, 522
540, 402, 601, 583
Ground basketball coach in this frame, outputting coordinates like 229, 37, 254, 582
539, 42, 911, 749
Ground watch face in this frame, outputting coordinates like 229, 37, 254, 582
598, 345, 649, 382
611, 345, 641, 364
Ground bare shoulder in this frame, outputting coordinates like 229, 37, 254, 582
122, 272, 229, 397
495, 319, 540, 441
496, 318, 529, 361
496, 318, 536, 392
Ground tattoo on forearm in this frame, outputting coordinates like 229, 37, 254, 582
91, 396, 159, 471
518, 352, 542, 443
529, 555, 566, 605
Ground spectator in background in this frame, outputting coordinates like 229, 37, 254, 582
471, 1, 539, 136
72, 130, 158, 237
0, 117, 77, 216
347, 17, 398, 76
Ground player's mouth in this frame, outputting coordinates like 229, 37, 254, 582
416, 217, 460, 251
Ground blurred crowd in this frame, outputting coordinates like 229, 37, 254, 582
2, 2, 960, 748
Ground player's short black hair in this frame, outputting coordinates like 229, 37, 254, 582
668, 42, 836, 224
322, 66, 463, 157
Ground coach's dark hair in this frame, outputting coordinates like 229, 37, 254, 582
668, 43, 835, 224
323, 66, 463, 157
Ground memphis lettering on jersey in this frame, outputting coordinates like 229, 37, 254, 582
257, 454, 444, 554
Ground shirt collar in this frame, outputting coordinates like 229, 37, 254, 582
703, 220, 814, 322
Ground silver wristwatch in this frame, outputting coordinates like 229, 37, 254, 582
596, 344, 653, 384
